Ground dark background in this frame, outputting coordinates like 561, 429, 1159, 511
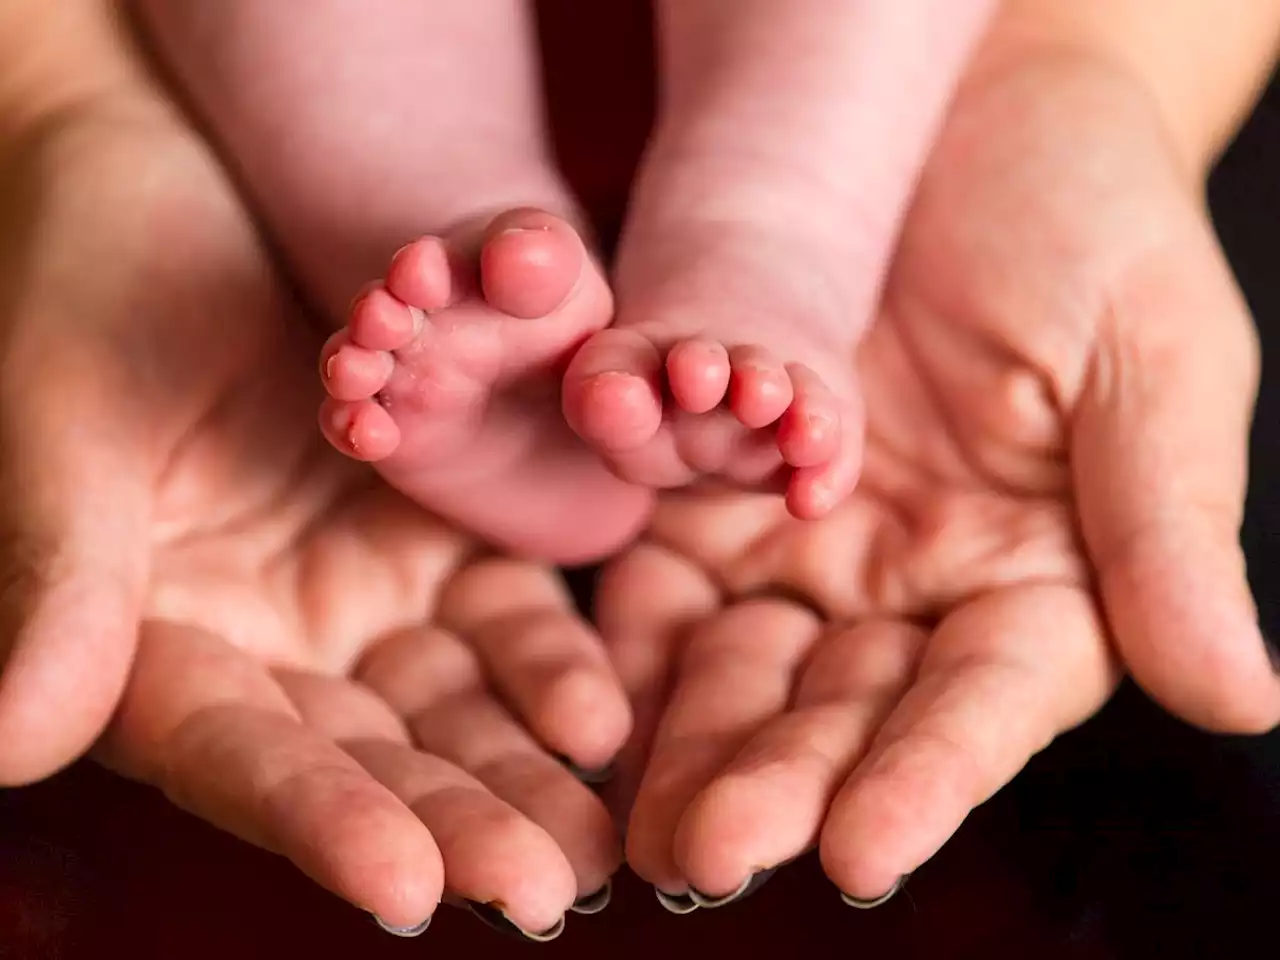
2, 4, 1279, 957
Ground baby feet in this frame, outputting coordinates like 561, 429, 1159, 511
563, 323, 858, 519
318, 205, 861, 559
557, 0, 983, 521
559, 203, 865, 521
319, 208, 652, 564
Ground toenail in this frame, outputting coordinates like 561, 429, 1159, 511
324, 354, 338, 380
555, 754, 615, 785
372, 913, 432, 938
463, 900, 565, 942
689, 867, 778, 909
839, 875, 907, 909
498, 225, 552, 237
806, 412, 835, 433
653, 888, 700, 915
570, 880, 612, 915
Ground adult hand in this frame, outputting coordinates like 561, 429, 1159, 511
0, 96, 626, 938
601, 47, 1277, 910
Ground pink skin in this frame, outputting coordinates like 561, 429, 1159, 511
563, 0, 996, 519
139, 0, 994, 542
318, 208, 651, 563
131, 0, 575, 320
133, 0, 657, 562
564, 333, 847, 517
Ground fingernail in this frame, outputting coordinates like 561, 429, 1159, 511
839, 875, 907, 909
372, 914, 432, 938
570, 879, 612, 915
689, 866, 777, 909
653, 887, 699, 915
463, 901, 565, 942
556, 754, 615, 785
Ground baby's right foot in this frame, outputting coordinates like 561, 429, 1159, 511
319, 208, 652, 564
562, 0, 994, 521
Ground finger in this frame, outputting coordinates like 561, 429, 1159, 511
593, 543, 721, 818
0, 332, 150, 785
1075, 221, 1280, 731
273, 667, 410, 744
437, 557, 630, 774
98, 622, 443, 930
625, 598, 821, 896
819, 584, 1118, 901
278, 668, 576, 940
357, 626, 618, 901
345, 739, 575, 941
645, 488, 795, 579
674, 620, 923, 901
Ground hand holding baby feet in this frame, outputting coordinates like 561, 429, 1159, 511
601, 46, 1280, 915
319, 208, 652, 564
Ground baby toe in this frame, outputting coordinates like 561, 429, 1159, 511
728, 346, 793, 429
386, 237, 455, 313
321, 335, 395, 401
320, 398, 402, 462
349, 284, 424, 352
563, 329, 665, 452
480, 209, 587, 320
666, 338, 731, 414
777, 363, 841, 468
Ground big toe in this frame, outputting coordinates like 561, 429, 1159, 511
480, 208, 590, 319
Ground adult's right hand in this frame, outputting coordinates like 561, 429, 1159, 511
0, 86, 627, 939
599, 42, 1279, 912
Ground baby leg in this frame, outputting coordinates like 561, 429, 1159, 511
134, 0, 651, 561
564, 0, 994, 517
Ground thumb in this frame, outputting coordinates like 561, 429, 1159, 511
1074, 211, 1279, 732
0, 330, 152, 785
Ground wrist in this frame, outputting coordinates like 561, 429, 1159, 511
976, 0, 1280, 176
